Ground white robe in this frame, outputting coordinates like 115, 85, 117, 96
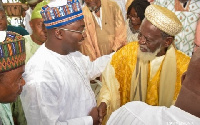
24, 8, 32, 35
107, 101, 200, 125
21, 44, 113, 125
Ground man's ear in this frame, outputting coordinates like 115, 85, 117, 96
54, 28, 63, 40
164, 37, 174, 47
29, 20, 33, 30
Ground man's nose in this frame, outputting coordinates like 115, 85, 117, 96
138, 37, 146, 45
82, 31, 87, 38
20, 78, 25, 87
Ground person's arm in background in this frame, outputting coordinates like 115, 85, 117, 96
97, 62, 121, 124
112, 2, 127, 51
194, 19, 200, 52
84, 53, 114, 80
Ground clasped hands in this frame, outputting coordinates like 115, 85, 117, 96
89, 102, 107, 125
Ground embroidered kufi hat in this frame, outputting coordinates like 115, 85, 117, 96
0, 31, 26, 73
40, 0, 83, 29
31, 0, 49, 20
145, 5, 182, 36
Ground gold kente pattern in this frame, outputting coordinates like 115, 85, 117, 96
0, 53, 26, 73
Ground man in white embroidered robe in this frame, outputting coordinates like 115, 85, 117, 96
20, 0, 113, 125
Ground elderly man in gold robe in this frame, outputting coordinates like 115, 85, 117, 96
97, 4, 191, 123
81, 0, 127, 61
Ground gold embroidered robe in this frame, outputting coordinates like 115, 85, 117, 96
97, 42, 190, 123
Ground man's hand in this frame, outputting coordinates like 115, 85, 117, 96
98, 102, 107, 124
89, 107, 99, 125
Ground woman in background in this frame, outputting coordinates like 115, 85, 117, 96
126, 0, 150, 42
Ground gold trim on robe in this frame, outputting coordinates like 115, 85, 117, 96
98, 42, 190, 123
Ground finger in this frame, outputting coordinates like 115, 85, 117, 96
99, 118, 103, 123
98, 108, 103, 117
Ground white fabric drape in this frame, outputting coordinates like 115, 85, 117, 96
107, 101, 200, 125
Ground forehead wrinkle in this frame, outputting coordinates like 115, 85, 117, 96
140, 22, 161, 40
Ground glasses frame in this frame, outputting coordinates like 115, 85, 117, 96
54, 27, 85, 34
128, 14, 139, 20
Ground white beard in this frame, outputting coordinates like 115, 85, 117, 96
137, 46, 161, 62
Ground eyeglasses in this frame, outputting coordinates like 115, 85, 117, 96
128, 15, 138, 19
54, 27, 85, 34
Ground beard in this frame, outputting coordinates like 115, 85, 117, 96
137, 46, 161, 62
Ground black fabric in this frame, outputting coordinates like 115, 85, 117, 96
183, 2, 187, 8
7, 25, 29, 36
127, 0, 150, 21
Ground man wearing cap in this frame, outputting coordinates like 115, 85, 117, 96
24, 0, 48, 63
20, 0, 113, 125
97, 4, 190, 123
24, 0, 43, 34
81, 0, 127, 61
107, 47, 200, 125
154, 0, 200, 57
0, 31, 26, 125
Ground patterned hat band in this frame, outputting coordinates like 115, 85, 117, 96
0, 31, 26, 73
41, 0, 84, 29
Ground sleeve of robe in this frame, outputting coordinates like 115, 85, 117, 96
20, 69, 93, 125
97, 62, 121, 122
111, 2, 127, 51
85, 52, 114, 80
107, 101, 200, 125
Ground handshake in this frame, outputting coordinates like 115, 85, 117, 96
89, 102, 107, 125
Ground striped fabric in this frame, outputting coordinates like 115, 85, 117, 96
0, 31, 25, 73
40, 0, 84, 29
